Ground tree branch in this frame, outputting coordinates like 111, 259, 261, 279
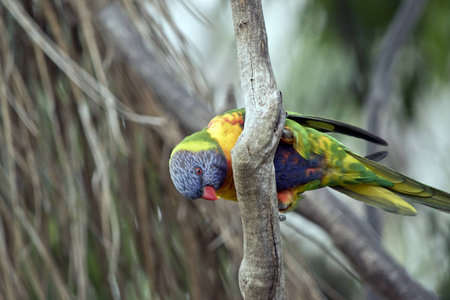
98, 3, 214, 134
364, 0, 428, 283
230, 1, 286, 298
365, 0, 427, 153
296, 190, 439, 300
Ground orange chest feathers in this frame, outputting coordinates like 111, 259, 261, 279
206, 111, 245, 200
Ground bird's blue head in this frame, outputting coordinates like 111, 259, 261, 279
169, 149, 228, 201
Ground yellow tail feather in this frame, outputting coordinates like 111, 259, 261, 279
332, 185, 417, 216
348, 153, 450, 213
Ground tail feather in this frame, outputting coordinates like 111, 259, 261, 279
347, 152, 450, 213
390, 189, 450, 213
332, 185, 417, 216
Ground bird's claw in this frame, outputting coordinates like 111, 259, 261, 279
282, 127, 294, 139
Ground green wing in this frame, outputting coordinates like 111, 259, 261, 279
287, 112, 388, 146
217, 109, 387, 146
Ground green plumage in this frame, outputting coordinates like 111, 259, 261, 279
169, 108, 450, 215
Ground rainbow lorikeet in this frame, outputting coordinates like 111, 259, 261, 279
169, 108, 450, 215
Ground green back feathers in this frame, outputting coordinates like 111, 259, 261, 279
328, 152, 419, 216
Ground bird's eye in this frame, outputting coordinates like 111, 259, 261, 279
195, 167, 202, 175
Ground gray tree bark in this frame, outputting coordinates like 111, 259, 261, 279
230, 0, 286, 299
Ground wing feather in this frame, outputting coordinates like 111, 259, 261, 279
287, 112, 388, 146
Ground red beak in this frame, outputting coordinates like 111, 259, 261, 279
202, 186, 219, 201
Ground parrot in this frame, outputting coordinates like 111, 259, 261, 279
169, 108, 450, 215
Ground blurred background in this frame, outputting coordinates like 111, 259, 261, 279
0, 0, 449, 299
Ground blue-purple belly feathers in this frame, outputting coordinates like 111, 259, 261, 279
274, 143, 324, 191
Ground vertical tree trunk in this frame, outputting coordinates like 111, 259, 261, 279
230, 0, 286, 299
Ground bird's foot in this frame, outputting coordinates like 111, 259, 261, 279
282, 127, 294, 139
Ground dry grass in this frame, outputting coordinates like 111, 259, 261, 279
0, 0, 329, 298
0, 0, 242, 299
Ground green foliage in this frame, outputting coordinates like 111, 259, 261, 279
283, 0, 450, 120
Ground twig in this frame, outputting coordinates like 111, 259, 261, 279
282, 220, 361, 282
